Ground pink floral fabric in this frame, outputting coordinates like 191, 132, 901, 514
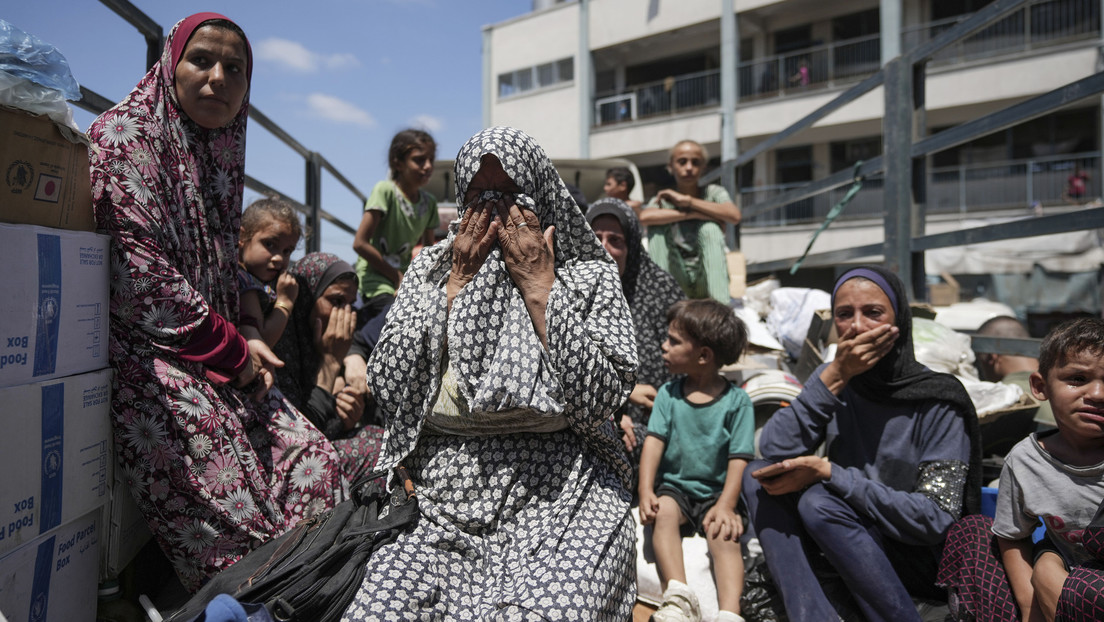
89, 13, 345, 591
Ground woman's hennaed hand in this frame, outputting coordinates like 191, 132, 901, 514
494, 199, 555, 301
448, 199, 499, 298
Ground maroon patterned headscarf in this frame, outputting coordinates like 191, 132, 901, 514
90, 13, 251, 333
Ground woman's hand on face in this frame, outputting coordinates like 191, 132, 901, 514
753, 456, 831, 496
332, 377, 365, 431
315, 304, 356, 360
236, 338, 284, 400
449, 200, 499, 295
494, 199, 555, 302
829, 323, 899, 384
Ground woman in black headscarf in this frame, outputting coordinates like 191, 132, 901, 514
272, 252, 384, 481
586, 198, 684, 456
742, 265, 981, 622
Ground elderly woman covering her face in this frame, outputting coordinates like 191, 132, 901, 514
342, 127, 639, 621
89, 13, 345, 591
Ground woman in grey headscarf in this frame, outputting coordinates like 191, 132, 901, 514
342, 127, 638, 621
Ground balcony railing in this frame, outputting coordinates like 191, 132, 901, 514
930, 152, 1100, 213
738, 33, 882, 102
593, 0, 1098, 128
739, 152, 1100, 227
594, 69, 721, 126
902, 0, 1100, 66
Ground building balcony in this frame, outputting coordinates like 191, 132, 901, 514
740, 152, 1099, 228
902, 0, 1099, 68
592, 0, 1098, 129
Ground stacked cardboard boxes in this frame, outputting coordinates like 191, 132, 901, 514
0, 106, 122, 622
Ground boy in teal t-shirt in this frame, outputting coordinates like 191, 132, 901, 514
639, 299, 753, 622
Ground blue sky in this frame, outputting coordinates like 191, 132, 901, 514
6, 0, 532, 260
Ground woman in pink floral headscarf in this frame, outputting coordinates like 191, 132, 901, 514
89, 13, 345, 591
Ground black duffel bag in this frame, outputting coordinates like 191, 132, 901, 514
169, 467, 418, 622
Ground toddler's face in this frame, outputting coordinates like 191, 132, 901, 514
240, 219, 298, 282
1031, 350, 1104, 447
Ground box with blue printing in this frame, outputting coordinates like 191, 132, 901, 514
0, 223, 109, 389
0, 369, 111, 560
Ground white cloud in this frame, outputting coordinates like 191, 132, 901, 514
306, 93, 377, 128
408, 114, 444, 132
255, 38, 361, 73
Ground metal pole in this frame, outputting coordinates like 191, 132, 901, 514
911, 61, 928, 299
482, 27, 493, 129
578, 0, 591, 158
305, 152, 323, 253
882, 57, 915, 292
1099, 0, 1104, 192
880, 0, 901, 64
720, 0, 739, 249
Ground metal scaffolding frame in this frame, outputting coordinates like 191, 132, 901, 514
703, 0, 1104, 301
76, 0, 362, 253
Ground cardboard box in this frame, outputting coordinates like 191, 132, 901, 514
0, 370, 112, 560
0, 511, 100, 622
0, 107, 94, 232
100, 458, 151, 579
928, 272, 961, 307
793, 308, 834, 383
0, 223, 109, 388
726, 250, 747, 299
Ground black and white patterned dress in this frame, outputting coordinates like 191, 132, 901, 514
342, 127, 638, 621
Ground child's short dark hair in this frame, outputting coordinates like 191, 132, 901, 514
1037, 317, 1104, 378
605, 166, 635, 194
241, 196, 303, 244
388, 129, 436, 180
666, 299, 747, 367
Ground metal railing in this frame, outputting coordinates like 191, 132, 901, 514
739, 152, 1101, 226
930, 152, 1100, 213
902, 0, 1100, 66
702, 0, 1104, 300
594, 0, 1098, 129
738, 33, 882, 102
78, 0, 362, 253
594, 69, 721, 126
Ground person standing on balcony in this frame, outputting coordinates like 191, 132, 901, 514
352, 129, 440, 353
789, 58, 810, 87
89, 13, 346, 590
641, 140, 742, 304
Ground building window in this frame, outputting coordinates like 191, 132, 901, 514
498, 56, 574, 99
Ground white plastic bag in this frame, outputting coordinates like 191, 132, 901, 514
0, 20, 81, 130
766, 287, 832, 360
913, 317, 977, 378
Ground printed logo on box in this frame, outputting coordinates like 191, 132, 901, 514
34, 174, 62, 203
5, 160, 33, 193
